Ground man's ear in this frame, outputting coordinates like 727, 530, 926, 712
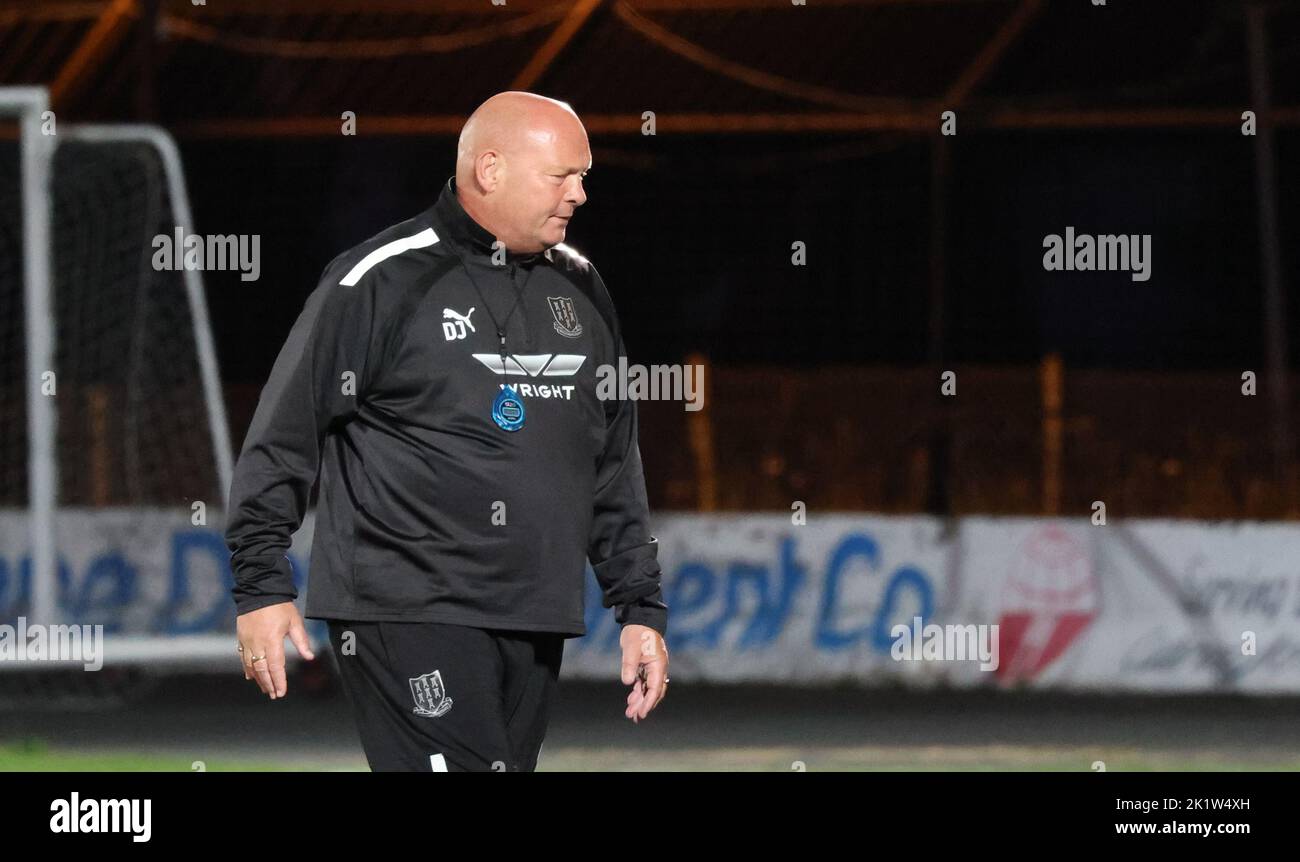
477, 151, 502, 193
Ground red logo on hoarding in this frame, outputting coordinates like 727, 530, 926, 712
997, 524, 1098, 683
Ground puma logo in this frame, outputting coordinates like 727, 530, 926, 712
442, 307, 476, 340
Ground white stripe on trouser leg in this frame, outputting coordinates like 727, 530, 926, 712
430, 753, 448, 772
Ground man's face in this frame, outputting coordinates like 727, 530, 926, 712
499, 126, 591, 252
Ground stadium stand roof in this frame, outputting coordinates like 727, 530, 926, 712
1, 0, 1296, 135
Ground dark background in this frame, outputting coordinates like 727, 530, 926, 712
3, 0, 1299, 516
188, 128, 1292, 380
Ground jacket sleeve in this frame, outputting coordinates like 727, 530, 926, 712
225, 262, 375, 616
587, 270, 669, 636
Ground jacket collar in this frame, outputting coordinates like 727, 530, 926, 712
433, 176, 550, 266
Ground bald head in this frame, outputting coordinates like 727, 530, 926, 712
455, 92, 591, 254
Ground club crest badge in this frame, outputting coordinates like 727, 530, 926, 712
547, 296, 583, 338
410, 669, 454, 717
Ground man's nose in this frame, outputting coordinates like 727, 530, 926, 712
565, 175, 587, 207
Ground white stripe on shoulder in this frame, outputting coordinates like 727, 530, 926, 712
339, 227, 439, 286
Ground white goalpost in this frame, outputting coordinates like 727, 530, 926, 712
1, 86, 240, 670
4, 86, 56, 639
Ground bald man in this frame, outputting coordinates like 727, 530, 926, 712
225, 92, 669, 772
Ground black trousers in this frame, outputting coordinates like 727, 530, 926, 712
326, 620, 565, 772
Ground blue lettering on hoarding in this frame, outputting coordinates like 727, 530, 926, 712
1, 527, 315, 637
816, 534, 882, 649
66, 553, 136, 632
3, 522, 935, 655
662, 562, 717, 650
163, 530, 236, 634
0, 555, 33, 620
574, 530, 933, 656
871, 565, 932, 652
0, 555, 134, 628
816, 534, 934, 651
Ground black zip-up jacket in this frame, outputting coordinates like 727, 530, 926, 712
225, 176, 667, 637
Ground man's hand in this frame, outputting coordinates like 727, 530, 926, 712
620, 624, 668, 723
236, 602, 316, 699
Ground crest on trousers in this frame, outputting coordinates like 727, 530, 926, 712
409, 669, 454, 717
547, 296, 583, 338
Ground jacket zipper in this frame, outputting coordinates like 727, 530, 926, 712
511, 262, 535, 351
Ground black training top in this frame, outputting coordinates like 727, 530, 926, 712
224, 176, 667, 637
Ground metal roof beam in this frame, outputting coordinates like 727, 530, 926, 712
49, 0, 139, 110
942, 0, 1041, 106
151, 0, 1009, 14
511, 0, 604, 91
170, 107, 1300, 138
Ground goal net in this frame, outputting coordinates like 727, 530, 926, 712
0, 87, 236, 681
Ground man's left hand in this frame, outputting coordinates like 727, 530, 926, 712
619, 624, 669, 723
